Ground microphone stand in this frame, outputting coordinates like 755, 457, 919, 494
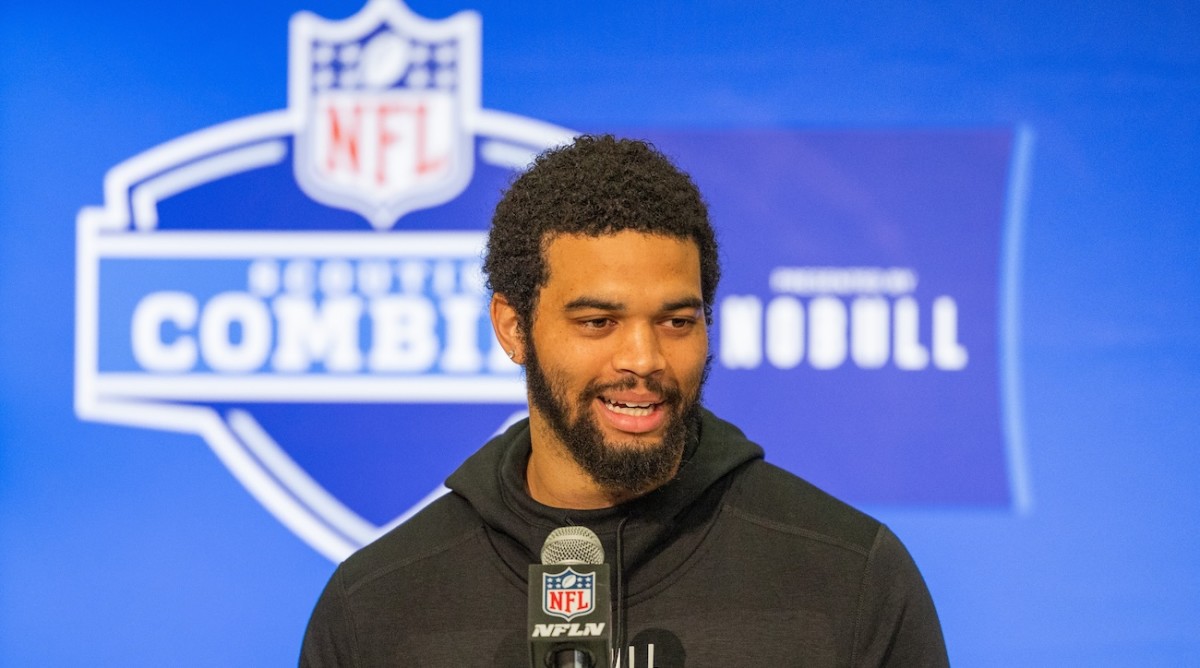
550, 648, 593, 668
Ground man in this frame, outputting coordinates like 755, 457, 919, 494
301, 135, 949, 666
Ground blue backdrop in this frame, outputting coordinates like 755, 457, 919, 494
2, 1, 1198, 665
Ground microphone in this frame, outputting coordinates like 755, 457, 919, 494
528, 526, 612, 668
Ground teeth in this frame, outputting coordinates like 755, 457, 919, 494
603, 398, 655, 416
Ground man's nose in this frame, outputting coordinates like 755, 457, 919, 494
612, 322, 666, 377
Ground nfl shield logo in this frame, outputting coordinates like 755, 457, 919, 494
290, 0, 480, 229
543, 568, 596, 622
75, 0, 575, 565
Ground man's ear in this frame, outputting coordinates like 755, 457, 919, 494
489, 293, 525, 365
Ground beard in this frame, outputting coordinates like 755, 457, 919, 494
523, 339, 708, 498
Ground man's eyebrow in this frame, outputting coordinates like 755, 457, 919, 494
662, 297, 705, 312
563, 297, 625, 312
561, 296, 704, 312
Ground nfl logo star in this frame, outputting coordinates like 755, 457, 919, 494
543, 568, 596, 622
290, 0, 480, 229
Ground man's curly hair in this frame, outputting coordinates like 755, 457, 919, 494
484, 134, 720, 332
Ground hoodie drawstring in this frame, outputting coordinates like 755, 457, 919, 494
613, 514, 630, 667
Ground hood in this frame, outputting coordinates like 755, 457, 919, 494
445, 407, 763, 596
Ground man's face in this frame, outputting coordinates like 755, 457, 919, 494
523, 231, 710, 496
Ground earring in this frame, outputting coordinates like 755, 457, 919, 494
507, 350, 515, 360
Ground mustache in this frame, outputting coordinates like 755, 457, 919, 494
580, 374, 684, 405
579, 354, 712, 407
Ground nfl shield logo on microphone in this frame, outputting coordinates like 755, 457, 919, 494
543, 568, 596, 622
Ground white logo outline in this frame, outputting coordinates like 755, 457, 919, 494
75, 0, 574, 562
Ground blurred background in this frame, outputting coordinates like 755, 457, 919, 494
1, 0, 1197, 665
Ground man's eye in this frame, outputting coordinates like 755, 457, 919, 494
666, 317, 694, 328
582, 318, 612, 329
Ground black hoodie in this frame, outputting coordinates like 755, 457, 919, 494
300, 409, 949, 667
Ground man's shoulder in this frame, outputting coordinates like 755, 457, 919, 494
335, 491, 484, 594
723, 459, 882, 556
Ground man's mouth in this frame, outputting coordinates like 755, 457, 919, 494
601, 397, 660, 417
